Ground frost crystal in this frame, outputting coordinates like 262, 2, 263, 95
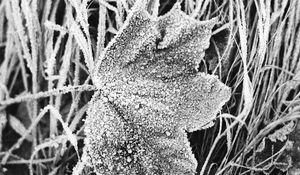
84, 2, 231, 175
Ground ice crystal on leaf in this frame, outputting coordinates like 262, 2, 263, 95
82, 2, 231, 175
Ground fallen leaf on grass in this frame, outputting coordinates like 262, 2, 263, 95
80, 1, 231, 175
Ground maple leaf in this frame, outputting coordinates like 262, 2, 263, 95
82, 2, 231, 175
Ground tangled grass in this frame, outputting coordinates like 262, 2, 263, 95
0, 0, 299, 174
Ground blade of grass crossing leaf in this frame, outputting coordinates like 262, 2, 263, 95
0, 85, 96, 106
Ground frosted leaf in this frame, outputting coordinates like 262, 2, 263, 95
84, 2, 231, 175
268, 121, 295, 142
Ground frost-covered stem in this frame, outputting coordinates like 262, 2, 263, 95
191, 0, 203, 18
0, 85, 96, 106
200, 119, 223, 175
95, 3, 106, 60
23, 0, 42, 149
191, 0, 210, 18
235, 0, 253, 120
31, 73, 38, 148
68, 0, 94, 72
48, 34, 67, 136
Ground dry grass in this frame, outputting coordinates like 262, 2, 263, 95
0, 0, 299, 174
